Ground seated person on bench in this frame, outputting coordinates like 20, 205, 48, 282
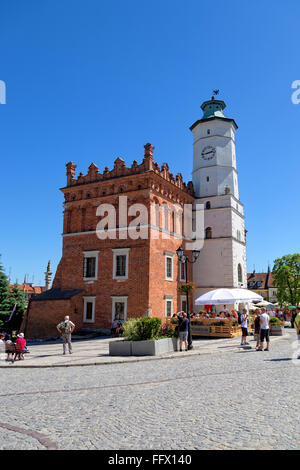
14, 333, 26, 361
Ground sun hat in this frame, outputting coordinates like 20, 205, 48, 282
18, 333, 24, 338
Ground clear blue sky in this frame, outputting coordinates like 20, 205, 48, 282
0, 0, 299, 285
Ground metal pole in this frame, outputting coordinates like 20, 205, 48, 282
185, 259, 193, 350
23, 299, 31, 337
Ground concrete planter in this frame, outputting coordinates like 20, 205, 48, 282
132, 337, 179, 356
270, 326, 284, 336
109, 340, 132, 356
109, 337, 178, 357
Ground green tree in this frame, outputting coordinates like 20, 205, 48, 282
272, 254, 300, 306
9, 283, 27, 315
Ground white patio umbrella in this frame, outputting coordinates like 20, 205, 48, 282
195, 288, 263, 328
255, 300, 270, 307
248, 303, 259, 310
195, 288, 263, 305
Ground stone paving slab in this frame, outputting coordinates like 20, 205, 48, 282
0, 331, 288, 368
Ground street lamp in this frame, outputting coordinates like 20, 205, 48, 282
176, 245, 200, 350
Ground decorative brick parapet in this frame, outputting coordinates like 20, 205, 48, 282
63, 143, 194, 197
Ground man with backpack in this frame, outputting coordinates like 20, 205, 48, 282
56, 316, 75, 355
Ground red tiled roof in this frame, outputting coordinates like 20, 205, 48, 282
247, 272, 276, 289
9, 283, 46, 295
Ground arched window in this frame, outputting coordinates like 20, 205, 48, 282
206, 201, 211, 210
205, 227, 212, 239
238, 264, 243, 283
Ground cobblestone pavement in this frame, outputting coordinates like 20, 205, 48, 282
1, 330, 299, 450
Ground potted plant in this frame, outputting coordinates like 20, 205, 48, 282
109, 317, 179, 356
269, 316, 284, 336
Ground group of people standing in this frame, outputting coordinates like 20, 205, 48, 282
248, 308, 271, 351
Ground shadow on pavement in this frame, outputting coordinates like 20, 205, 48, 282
264, 358, 293, 362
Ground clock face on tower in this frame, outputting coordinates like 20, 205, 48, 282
201, 146, 216, 160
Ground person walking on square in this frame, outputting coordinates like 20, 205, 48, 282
240, 309, 249, 345
56, 316, 75, 355
257, 308, 270, 351
177, 312, 189, 352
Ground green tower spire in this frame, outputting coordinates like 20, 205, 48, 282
201, 96, 226, 119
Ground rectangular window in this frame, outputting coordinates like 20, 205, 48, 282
112, 248, 130, 280
180, 262, 186, 282
85, 257, 96, 278
165, 253, 173, 281
165, 300, 173, 317
166, 258, 172, 279
111, 296, 128, 322
83, 296, 95, 323
85, 302, 93, 320
181, 296, 187, 313
83, 251, 99, 281
116, 255, 126, 277
114, 302, 125, 321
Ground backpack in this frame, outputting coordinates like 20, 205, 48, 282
60, 321, 71, 334
237, 313, 242, 325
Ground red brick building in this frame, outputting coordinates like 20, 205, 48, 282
25, 143, 195, 338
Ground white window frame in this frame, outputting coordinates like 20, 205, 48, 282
111, 296, 128, 322
112, 248, 130, 280
83, 250, 99, 281
179, 261, 186, 282
164, 296, 173, 317
83, 296, 96, 323
165, 252, 174, 281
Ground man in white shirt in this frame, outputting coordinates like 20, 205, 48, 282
258, 308, 270, 351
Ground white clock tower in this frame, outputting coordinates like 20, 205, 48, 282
191, 96, 247, 306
